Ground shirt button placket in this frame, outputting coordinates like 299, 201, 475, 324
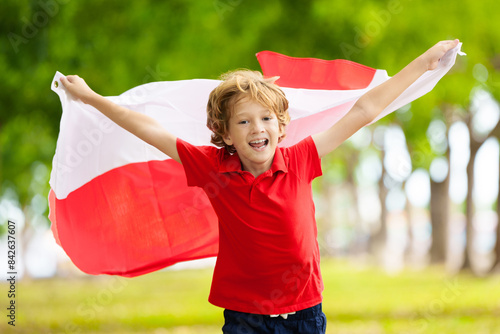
249, 171, 269, 203
249, 179, 258, 203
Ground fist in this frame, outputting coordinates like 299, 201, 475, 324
423, 39, 459, 71
60, 75, 96, 103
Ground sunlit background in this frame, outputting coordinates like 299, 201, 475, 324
1, 0, 500, 333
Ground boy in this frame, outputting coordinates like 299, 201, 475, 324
61, 39, 459, 334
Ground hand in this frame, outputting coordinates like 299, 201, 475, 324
60, 75, 97, 104
421, 39, 459, 71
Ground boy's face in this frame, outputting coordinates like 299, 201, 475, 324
223, 98, 284, 175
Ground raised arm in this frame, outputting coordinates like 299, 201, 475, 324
312, 39, 459, 158
60, 75, 181, 163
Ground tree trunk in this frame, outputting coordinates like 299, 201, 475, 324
489, 58, 500, 273
491, 169, 500, 273
489, 123, 500, 273
345, 151, 362, 255
461, 115, 482, 272
486, 138, 500, 273
429, 177, 450, 264
404, 186, 414, 263
371, 148, 388, 253
429, 147, 451, 264
461, 150, 475, 271
317, 177, 335, 256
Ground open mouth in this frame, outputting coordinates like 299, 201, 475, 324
249, 139, 269, 150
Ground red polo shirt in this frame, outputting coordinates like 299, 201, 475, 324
176, 136, 323, 314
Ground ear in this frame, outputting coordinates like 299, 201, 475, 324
277, 125, 286, 143
223, 133, 233, 146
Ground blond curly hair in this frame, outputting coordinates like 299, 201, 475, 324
206, 70, 290, 153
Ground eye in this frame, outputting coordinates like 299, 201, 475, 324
263, 116, 272, 121
238, 120, 249, 124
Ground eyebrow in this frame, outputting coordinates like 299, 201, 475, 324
234, 108, 272, 118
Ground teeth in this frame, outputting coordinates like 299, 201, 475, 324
250, 139, 266, 144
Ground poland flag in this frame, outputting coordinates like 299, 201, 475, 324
49, 44, 464, 277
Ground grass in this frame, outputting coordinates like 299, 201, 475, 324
1, 258, 499, 333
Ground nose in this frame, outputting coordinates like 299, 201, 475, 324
250, 120, 265, 134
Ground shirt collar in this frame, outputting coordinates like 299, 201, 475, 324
219, 147, 288, 174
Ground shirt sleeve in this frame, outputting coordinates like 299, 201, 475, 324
176, 138, 218, 187
286, 136, 322, 182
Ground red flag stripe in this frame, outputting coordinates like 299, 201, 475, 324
51, 159, 218, 276
257, 50, 377, 90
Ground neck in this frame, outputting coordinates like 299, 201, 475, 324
240, 157, 274, 178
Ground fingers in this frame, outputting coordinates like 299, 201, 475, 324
60, 75, 72, 86
446, 39, 459, 48
61, 75, 80, 84
441, 39, 458, 44
424, 39, 459, 71
432, 39, 459, 57
60, 76, 69, 88
438, 39, 459, 51
60, 75, 86, 91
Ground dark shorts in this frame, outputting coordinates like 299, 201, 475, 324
222, 303, 327, 334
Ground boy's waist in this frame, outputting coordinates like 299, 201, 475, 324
223, 303, 323, 320
209, 272, 324, 315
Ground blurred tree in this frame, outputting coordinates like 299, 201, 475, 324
486, 58, 500, 273
364, 0, 500, 273
485, 121, 500, 273
491, 119, 500, 272
429, 134, 451, 264
371, 127, 388, 255
1, 0, 500, 275
462, 111, 483, 272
